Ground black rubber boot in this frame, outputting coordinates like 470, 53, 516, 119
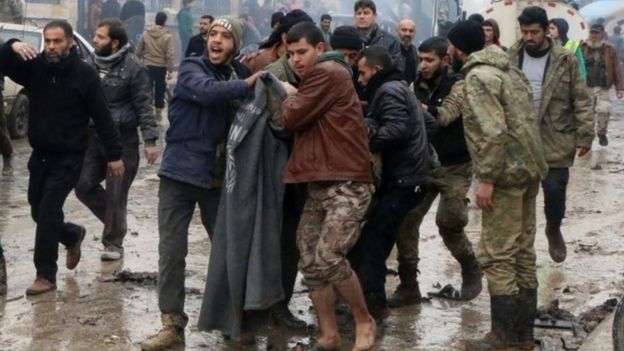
545, 221, 566, 263
387, 282, 422, 308
516, 288, 537, 350
465, 295, 519, 351
457, 252, 483, 301
270, 302, 308, 331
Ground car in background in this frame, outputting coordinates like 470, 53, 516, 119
0, 23, 95, 139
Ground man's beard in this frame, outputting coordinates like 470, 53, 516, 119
45, 50, 69, 63
524, 39, 545, 56
95, 42, 113, 57
423, 67, 444, 83
451, 53, 463, 73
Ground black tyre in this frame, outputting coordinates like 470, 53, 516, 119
613, 298, 624, 351
8, 93, 28, 139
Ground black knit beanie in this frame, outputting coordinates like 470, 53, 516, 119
260, 9, 313, 49
448, 20, 485, 55
330, 25, 363, 51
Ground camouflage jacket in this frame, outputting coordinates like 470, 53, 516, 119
508, 39, 593, 168
0, 0, 23, 24
461, 46, 547, 186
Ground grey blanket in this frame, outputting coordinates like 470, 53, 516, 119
197, 73, 288, 339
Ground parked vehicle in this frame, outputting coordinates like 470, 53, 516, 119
0, 23, 95, 139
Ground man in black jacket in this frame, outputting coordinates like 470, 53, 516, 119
185, 15, 213, 57
353, 0, 404, 72
0, 20, 124, 295
390, 36, 482, 307
75, 19, 159, 261
350, 46, 435, 318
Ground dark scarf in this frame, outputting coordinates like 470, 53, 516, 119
363, 65, 404, 102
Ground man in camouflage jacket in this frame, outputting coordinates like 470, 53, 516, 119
448, 20, 548, 351
508, 7, 593, 265
0, 0, 24, 24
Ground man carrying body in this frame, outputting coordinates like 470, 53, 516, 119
447, 20, 548, 351
581, 23, 624, 147
351, 46, 434, 318
282, 22, 376, 351
390, 36, 482, 307
0, 20, 124, 295
396, 19, 418, 85
509, 7, 593, 263
140, 16, 261, 351
354, 0, 404, 71
75, 19, 160, 261
185, 15, 213, 57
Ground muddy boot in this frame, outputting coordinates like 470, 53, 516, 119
270, 302, 308, 330
0, 255, 6, 295
516, 288, 537, 350
457, 253, 483, 301
545, 221, 566, 263
2, 155, 13, 176
25, 276, 56, 295
66, 226, 86, 270
598, 134, 608, 147
387, 283, 422, 308
141, 314, 185, 351
465, 295, 519, 351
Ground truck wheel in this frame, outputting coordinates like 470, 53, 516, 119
613, 298, 624, 351
8, 93, 28, 139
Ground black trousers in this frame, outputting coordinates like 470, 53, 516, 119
75, 129, 140, 250
351, 183, 425, 308
28, 151, 85, 283
541, 168, 569, 224
0, 92, 13, 159
279, 183, 307, 305
0, 242, 4, 259
147, 66, 167, 109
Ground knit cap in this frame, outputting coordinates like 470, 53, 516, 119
210, 16, 244, 54
448, 20, 485, 55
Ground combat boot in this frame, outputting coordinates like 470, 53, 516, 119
141, 314, 185, 351
0, 255, 7, 295
465, 295, 519, 351
387, 283, 422, 308
545, 221, 566, 263
457, 252, 483, 301
270, 302, 308, 330
516, 288, 537, 350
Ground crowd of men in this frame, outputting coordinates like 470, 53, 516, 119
0, 0, 623, 350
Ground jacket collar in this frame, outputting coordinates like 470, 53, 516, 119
94, 43, 132, 69
364, 65, 403, 101
38, 45, 80, 73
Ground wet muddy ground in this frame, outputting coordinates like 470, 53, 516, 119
1, 99, 624, 351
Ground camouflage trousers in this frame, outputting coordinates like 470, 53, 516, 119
590, 87, 611, 136
297, 181, 373, 290
396, 162, 474, 286
477, 181, 540, 296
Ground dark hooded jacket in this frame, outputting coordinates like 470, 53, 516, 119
364, 66, 436, 186
361, 24, 405, 72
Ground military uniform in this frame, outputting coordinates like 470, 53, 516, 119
461, 45, 547, 295
0, 0, 24, 24
395, 70, 479, 301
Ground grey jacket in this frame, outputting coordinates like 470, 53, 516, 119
198, 73, 288, 340
94, 44, 159, 143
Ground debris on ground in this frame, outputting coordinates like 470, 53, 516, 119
577, 298, 618, 333
101, 270, 158, 286
77, 315, 101, 326
537, 299, 576, 322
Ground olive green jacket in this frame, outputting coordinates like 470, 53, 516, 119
0, 0, 23, 24
461, 46, 547, 186
508, 39, 593, 168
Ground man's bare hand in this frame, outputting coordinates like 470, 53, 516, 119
107, 159, 125, 178
245, 71, 263, 87
475, 182, 494, 210
11, 41, 38, 61
577, 146, 591, 157
617, 90, 624, 99
144, 146, 160, 165
281, 81, 298, 96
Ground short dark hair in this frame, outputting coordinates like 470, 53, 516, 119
358, 45, 392, 69
97, 18, 128, 48
320, 14, 332, 22
201, 15, 214, 22
418, 36, 448, 58
43, 20, 73, 38
354, 0, 376, 14
155, 12, 167, 26
286, 22, 325, 46
467, 13, 484, 25
518, 6, 549, 30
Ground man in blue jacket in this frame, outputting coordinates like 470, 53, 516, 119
141, 16, 261, 351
